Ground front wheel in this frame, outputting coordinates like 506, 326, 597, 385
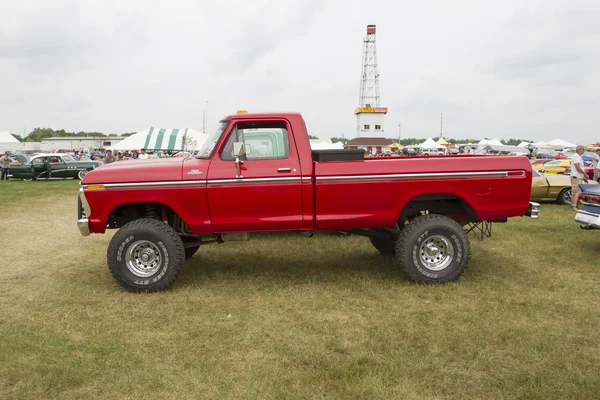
78, 170, 87, 180
396, 214, 470, 283
107, 218, 186, 292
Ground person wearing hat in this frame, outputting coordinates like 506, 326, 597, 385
0, 151, 11, 180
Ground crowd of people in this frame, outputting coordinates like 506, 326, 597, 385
101, 148, 149, 164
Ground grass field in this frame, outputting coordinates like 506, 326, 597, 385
1, 179, 599, 399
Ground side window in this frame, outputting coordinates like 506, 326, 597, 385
221, 122, 290, 161
32, 158, 44, 165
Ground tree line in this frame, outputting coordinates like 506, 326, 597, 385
10, 128, 530, 148
10, 128, 136, 143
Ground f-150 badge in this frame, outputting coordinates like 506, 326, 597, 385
187, 170, 202, 175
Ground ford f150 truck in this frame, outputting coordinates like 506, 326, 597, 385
78, 111, 540, 292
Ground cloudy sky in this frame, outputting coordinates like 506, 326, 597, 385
1, 0, 599, 143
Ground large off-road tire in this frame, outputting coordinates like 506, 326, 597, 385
557, 188, 571, 205
369, 236, 396, 255
107, 218, 185, 292
185, 245, 200, 260
396, 214, 470, 284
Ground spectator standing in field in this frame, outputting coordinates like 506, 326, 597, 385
138, 148, 149, 160
104, 150, 115, 164
570, 145, 588, 211
593, 149, 600, 182
0, 151, 11, 180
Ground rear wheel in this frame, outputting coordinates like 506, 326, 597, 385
107, 218, 185, 292
396, 214, 470, 283
557, 188, 571, 205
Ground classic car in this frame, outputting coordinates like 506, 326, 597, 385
9, 153, 102, 181
530, 169, 598, 204
532, 159, 571, 174
574, 184, 600, 229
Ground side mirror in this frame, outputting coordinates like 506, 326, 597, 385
233, 142, 246, 159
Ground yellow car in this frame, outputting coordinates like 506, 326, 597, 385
532, 159, 571, 174
531, 169, 598, 204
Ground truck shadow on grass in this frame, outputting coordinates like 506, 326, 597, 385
177, 234, 404, 288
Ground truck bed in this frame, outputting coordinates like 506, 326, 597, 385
313, 155, 532, 230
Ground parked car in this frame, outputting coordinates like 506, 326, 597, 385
9, 153, 102, 181
532, 160, 571, 174
531, 169, 598, 204
574, 184, 600, 229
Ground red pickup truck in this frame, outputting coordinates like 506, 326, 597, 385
78, 111, 539, 292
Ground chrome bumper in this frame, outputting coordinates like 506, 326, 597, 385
575, 210, 600, 229
525, 201, 540, 219
77, 188, 92, 236
78, 218, 90, 236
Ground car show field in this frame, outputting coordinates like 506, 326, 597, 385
1, 180, 599, 399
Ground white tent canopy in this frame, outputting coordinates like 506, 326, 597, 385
532, 141, 548, 147
0, 131, 20, 143
112, 128, 207, 151
517, 141, 532, 148
547, 138, 577, 148
309, 139, 344, 150
418, 138, 441, 148
477, 138, 502, 147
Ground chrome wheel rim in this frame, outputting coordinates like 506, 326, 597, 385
78, 170, 87, 180
125, 240, 162, 277
419, 235, 454, 271
564, 189, 572, 204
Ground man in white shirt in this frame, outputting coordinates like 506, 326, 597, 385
570, 145, 588, 210
593, 149, 600, 182
138, 148, 149, 160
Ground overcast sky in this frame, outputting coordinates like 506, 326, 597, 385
1, 0, 599, 143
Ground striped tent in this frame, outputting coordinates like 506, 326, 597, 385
113, 128, 207, 151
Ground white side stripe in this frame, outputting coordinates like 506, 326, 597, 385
82, 170, 525, 189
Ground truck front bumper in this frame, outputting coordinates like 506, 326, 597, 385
77, 188, 91, 237
575, 210, 600, 229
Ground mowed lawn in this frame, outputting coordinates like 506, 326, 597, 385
1, 180, 599, 400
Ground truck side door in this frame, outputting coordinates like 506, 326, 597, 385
206, 119, 304, 232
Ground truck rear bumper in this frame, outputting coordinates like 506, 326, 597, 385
525, 202, 540, 219
575, 210, 600, 229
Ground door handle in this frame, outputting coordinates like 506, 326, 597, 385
277, 168, 291, 172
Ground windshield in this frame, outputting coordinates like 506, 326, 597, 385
62, 155, 75, 162
196, 120, 230, 159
